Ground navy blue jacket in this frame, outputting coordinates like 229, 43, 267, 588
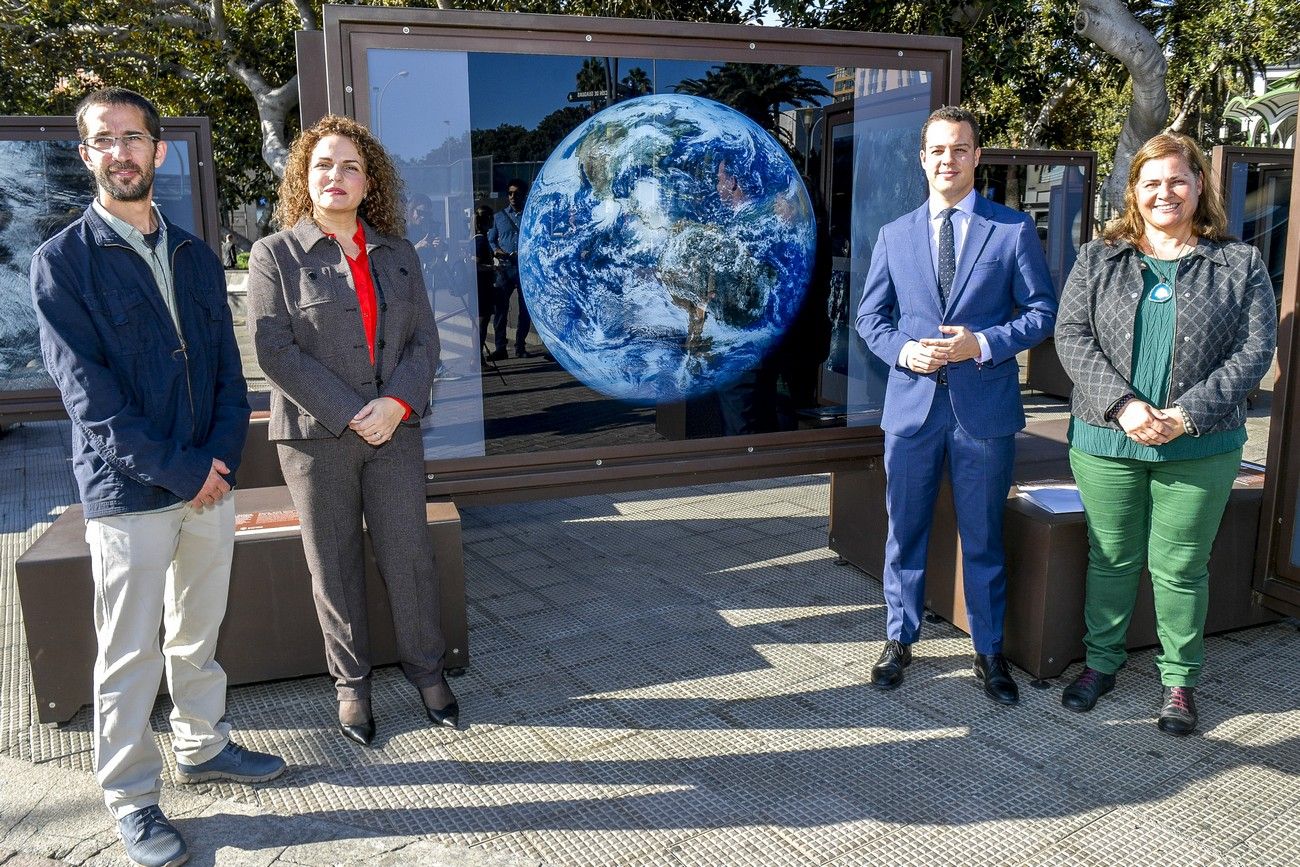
30, 205, 249, 518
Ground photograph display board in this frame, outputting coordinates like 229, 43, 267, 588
1252, 134, 1300, 615
974, 150, 1096, 399
316, 8, 959, 487
1213, 146, 1292, 303
0, 117, 219, 421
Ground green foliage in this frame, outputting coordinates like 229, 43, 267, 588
0, 0, 307, 215
768, 0, 1300, 179
0, 0, 757, 218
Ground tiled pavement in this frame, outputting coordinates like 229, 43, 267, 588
1, 380, 1297, 865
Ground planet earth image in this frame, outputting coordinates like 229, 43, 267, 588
517, 93, 816, 403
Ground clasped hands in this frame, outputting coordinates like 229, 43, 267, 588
902, 325, 982, 374
349, 397, 405, 447
1117, 399, 1186, 446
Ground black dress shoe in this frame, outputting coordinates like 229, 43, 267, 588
871, 640, 912, 689
1157, 686, 1198, 736
338, 702, 375, 747
422, 682, 460, 729
487, 348, 508, 361
1061, 666, 1115, 713
973, 653, 1019, 705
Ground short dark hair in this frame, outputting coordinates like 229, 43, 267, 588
474, 204, 494, 233
919, 105, 980, 151
75, 87, 162, 141
506, 179, 527, 193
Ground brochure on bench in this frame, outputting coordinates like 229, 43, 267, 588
1016, 480, 1085, 514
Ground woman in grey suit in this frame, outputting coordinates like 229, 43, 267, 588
246, 115, 458, 747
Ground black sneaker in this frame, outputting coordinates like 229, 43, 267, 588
1061, 666, 1116, 712
118, 805, 188, 867
1157, 686, 1198, 736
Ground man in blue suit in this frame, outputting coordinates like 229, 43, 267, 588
855, 106, 1056, 705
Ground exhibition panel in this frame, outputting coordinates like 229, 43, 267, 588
313, 6, 961, 497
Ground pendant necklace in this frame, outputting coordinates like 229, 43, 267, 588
1146, 240, 1188, 304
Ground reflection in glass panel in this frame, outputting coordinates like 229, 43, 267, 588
369, 48, 483, 459
976, 162, 1088, 293
0, 136, 199, 393
1227, 158, 1291, 302
845, 72, 931, 426
368, 47, 932, 458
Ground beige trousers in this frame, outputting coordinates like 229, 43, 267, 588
85, 498, 234, 819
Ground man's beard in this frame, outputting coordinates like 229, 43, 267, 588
95, 158, 154, 202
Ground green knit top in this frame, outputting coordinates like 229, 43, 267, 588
1069, 253, 1246, 461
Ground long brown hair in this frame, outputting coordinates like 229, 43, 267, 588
1102, 132, 1230, 246
274, 114, 405, 238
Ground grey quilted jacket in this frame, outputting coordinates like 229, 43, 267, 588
1055, 237, 1276, 436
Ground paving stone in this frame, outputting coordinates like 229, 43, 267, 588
4, 418, 1300, 866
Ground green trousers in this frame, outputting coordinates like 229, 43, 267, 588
1068, 446, 1242, 687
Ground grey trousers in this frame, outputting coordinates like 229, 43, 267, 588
277, 424, 445, 702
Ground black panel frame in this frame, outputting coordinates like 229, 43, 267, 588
0, 116, 221, 427
1253, 130, 1300, 616
309, 5, 961, 502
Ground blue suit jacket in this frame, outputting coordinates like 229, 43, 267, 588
855, 195, 1057, 438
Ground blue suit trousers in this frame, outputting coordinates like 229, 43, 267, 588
881, 386, 1016, 655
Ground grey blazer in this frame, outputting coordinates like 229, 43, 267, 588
1055, 237, 1276, 436
246, 218, 440, 441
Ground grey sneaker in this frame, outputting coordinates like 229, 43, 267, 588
176, 741, 286, 784
118, 805, 188, 867
1157, 686, 1198, 736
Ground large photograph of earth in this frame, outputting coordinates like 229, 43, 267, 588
517, 94, 816, 403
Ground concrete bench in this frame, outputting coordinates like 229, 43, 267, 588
16, 486, 468, 724
828, 419, 1275, 680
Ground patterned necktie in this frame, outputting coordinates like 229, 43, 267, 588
938, 206, 956, 308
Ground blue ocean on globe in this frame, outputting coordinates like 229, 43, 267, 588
518, 93, 816, 403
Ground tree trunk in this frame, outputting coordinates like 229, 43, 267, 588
229, 61, 300, 179
1075, 0, 1169, 210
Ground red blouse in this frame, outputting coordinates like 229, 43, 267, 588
330, 221, 411, 419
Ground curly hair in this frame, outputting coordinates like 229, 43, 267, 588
1102, 132, 1230, 247
274, 114, 405, 238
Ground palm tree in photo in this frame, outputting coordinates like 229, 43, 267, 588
674, 62, 830, 143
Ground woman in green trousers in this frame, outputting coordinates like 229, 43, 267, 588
1054, 132, 1276, 735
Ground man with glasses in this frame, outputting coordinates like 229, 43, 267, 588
487, 179, 533, 359
29, 87, 284, 867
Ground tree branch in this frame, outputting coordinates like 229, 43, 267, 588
1075, 0, 1169, 209
1023, 76, 1077, 148
228, 58, 299, 177
294, 0, 318, 31
1168, 83, 1203, 133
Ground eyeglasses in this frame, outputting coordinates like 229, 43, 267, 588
81, 134, 157, 153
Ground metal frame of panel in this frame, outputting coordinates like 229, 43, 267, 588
307, 5, 962, 502
978, 148, 1097, 243
1255, 132, 1300, 615
1211, 145, 1294, 203
978, 149, 1097, 399
0, 116, 220, 426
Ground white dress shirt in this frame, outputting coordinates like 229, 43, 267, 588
898, 187, 992, 367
